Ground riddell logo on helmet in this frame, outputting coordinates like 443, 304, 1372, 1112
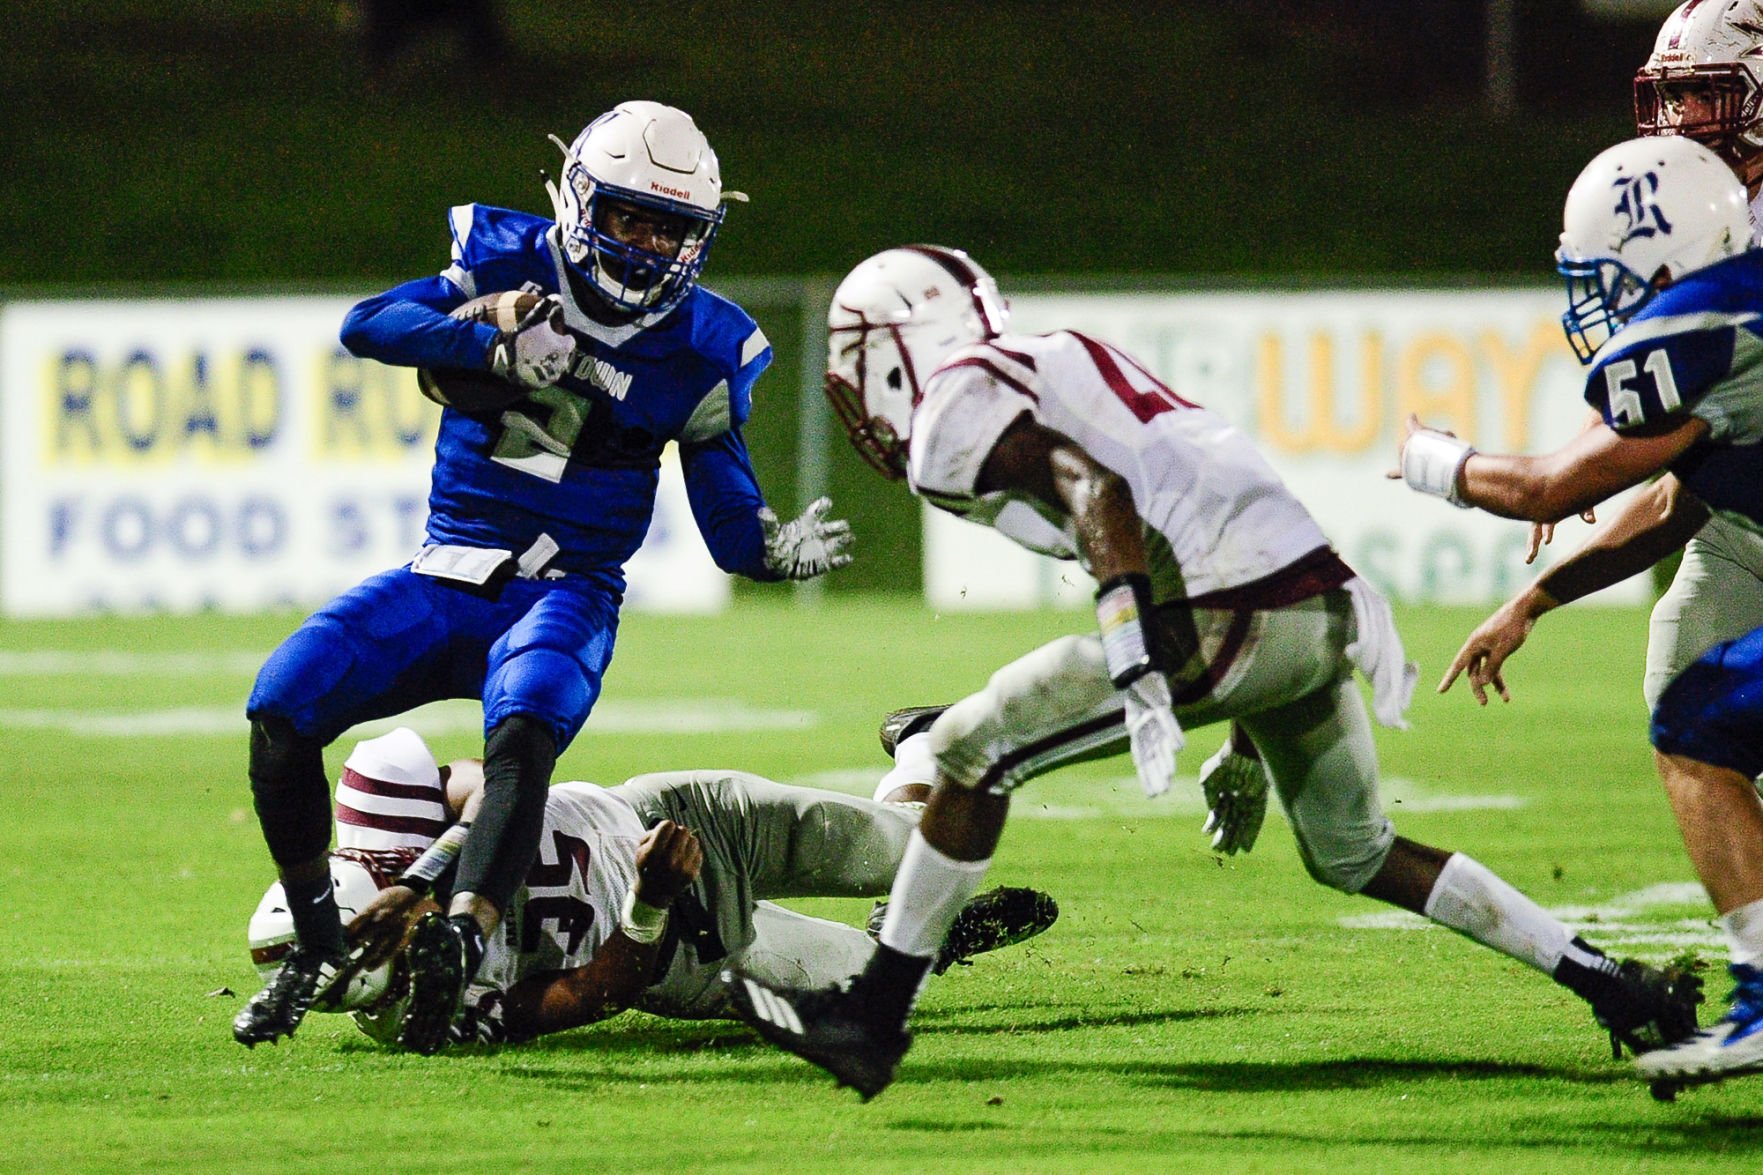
651, 182, 692, 200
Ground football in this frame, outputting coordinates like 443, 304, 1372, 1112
416, 290, 545, 411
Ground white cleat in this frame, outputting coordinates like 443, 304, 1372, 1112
1637, 964, 1763, 1100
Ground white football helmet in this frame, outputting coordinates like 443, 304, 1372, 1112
824, 245, 1010, 479
1556, 136, 1749, 361
247, 853, 400, 1013
545, 100, 744, 316
1635, 1, 1763, 179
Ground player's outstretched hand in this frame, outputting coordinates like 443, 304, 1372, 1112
760, 496, 854, 580
1124, 672, 1183, 799
1198, 739, 1268, 855
488, 294, 576, 389
1523, 508, 1596, 564
1438, 597, 1541, 705
634, 820, 704, 908
345, 884, 439, 970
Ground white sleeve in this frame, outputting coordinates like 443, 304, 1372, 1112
908, 347, 1041, 499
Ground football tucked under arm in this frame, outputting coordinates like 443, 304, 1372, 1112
417, 290, 569, 412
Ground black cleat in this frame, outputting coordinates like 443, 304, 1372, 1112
396, 913, 473, 1055
933, 886, 1059, 975
1589, 958, 1704, 1059
868, 887, 1061, 975
232, 945, 344, 1047
877, 705, 950, 759
722, 971, 910, 1101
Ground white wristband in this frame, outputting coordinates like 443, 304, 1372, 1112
619, 888, 668, 945
1401, 429, 1475, 508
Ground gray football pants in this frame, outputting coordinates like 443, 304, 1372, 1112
611, 770, 918, 1018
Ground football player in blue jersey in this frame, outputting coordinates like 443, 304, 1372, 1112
233, 100, 852, 1053
1400, 134, 1763, 1091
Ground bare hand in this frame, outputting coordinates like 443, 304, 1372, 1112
1438, 598, 1539, 705
1523, 508, 1598, 564
634, 820, 703, 907
345, 884, 439, 970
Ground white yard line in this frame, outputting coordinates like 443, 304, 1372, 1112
0, 698, 818, 738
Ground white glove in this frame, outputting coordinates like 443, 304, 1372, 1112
1199, 740, 1269, 855
760, 496, 853, 580
488, 295, 576, 389
1123, 671, 1183, 798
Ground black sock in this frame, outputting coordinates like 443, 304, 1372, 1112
282, 872, 346, 959
1553, 936, 1623, 1000
447, 913, 487, 980
857, 943, 932, 1030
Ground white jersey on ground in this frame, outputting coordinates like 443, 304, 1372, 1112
471, 782, 645, 1001
908, 330, 1331, 599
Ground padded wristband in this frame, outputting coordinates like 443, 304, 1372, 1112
619, 888, 669, 945
1096, 573, 1155, 688
1401, 429, 1475, 508
397, 822, 471, 897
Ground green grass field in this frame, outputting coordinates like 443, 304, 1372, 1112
3, 597, 1756, 1173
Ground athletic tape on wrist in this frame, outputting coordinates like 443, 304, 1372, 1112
1400, 429, 1475, 507
620, 888, 668, 945
397, 822, 471, 896
1096, 574, 1154, 687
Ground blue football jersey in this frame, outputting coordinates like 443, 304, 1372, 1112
1583, 250, 1763, 529
341, 203, 775, 585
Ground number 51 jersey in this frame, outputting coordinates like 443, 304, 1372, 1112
907, 329, 1332, 602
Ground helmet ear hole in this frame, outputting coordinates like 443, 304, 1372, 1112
886, 367, 904, 391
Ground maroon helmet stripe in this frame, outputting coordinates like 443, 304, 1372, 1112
900, 244, 1003, 336
338, 767, 441, 802
334, 803, 451, 837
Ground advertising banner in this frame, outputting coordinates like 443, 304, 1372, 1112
925, 288, 1649, 609
0, 297, 728, 617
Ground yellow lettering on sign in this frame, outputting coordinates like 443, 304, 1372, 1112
1254, 331, 1384, 454
1394, 333, 1474, 437
1481, 320, 1569, 449
44, 347, 284, 465
314, 351, 437, 461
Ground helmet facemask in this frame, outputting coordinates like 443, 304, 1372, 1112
825, 319, 920, 480
1635, 64, 1763, 169
549, 137, 724, 316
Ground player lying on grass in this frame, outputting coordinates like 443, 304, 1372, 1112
244, 727, 1056, 1047
721, 244, 1704, 1102
1399, 135, 1763, 1091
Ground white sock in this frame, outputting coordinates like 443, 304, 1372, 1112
1720, 896, 1763, 967
878, 829, 991, 959
1421, 853, 1571, 975
873, 732, 936, 803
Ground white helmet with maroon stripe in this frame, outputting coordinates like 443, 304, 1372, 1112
247, 852, 408, 1012
334, 726, 448, 852
824, 245, 1009, 479
1635, 0, 1763, 185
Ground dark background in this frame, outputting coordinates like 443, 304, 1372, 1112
4, 0, 1670, 589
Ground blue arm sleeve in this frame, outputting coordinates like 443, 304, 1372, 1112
680, 429, 778, 581
339, 274, 502, 371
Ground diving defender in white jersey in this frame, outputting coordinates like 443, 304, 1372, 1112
246, 728, 1056, 1047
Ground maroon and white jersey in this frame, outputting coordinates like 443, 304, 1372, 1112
909, 330, 1331, 599
470, 782, 646, 1003
333, 727, 450, 852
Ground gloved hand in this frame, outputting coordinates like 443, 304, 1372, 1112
1198, 739, 1268, 855
1124, 671, 1183, 799
760, 496, 853, 580
488, 294, 576, 389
